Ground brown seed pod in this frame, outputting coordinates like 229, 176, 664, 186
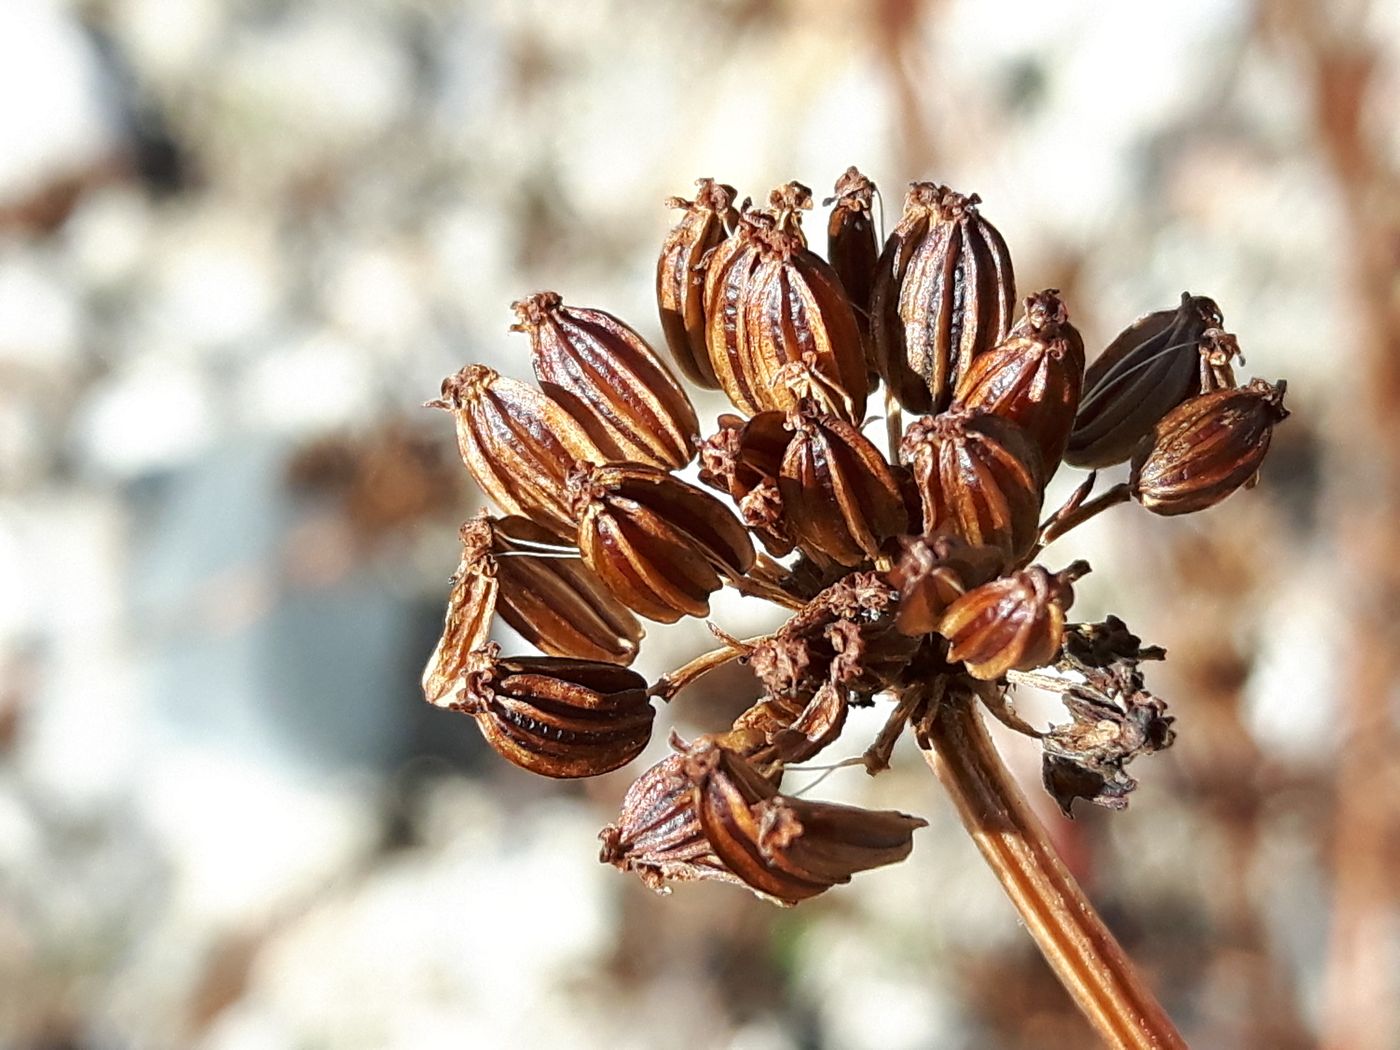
421, 517, 499, 705
656, 179, 739, 389
512, 291, 699, 470
698, 411, 795, 557
569, 462, 757, 623
871, 183, 1016, 414
491, 515, 644, 665
450, 646, 654, 778
939, 561, 1089, 680
899, 408, 1045, 563
1130, 378, 1288, 516
824, 166, 880, 360
428, 364, 601, 539
1067, 293, 1238, 469
724, 681, 849, 768
684, 739, 927, 905
955, 289, 1086, 474
885, 533, 1006, 637
778, 411, 909, 567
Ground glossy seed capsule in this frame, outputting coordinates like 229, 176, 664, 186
656, 179, 739, 388
939, 562, 1089, 680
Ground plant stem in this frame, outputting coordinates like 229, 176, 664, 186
920, 692, 1187, 1049
650, 634, 763, 701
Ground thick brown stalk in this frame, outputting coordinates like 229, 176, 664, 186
920, 691, 1187, 1049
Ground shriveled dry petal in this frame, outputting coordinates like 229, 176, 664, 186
452, 647, 655, 778
939, 562, 1088, 680
515, 291, 699, 469
429, 364, 601, 538
871, 183, 1016, 413
657, 179, 738, 388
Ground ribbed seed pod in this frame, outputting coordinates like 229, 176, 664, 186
513, 291, 699, 470
955, 289, 1085, 474
569, 462, 757, 623
778, 411, 908, 567
885, 533, 1005, 637
871, 183, 1016, 414
684, 739, 926, 905
1130, 379, 1288, 516
421, 517, 499, 705
725, 681, 849, 768
825, 167, 879, 356
657, 179, 738, 388
939, 562, 1088, 680
491, 515, 643, 665
698, 412, 795, 556
900, 408, 1045, 563
703, 212, 772, 416
449, 646, 655, 778
1067, 293, 1236, 469
429, 364, 601, 539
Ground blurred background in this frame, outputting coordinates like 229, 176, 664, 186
0, 0, 1396, 1047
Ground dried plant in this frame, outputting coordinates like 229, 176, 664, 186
423, 169, 1290, 1047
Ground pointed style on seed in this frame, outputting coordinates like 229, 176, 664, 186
778, 411, 909, 567
900, 408, 1045, 564
657, 179, 739, 389
885, 533, 1005, 637
489, 515, 643, 665
421, 517, 499, 705
683, 739, 926, 905
448, 645, 655, 778
1067, 292, 1241, 469
939, 561, 1089, 680
569, 462, 756, 624
955, 289, 1086, 474
512, 291, 700, 470
704, 213, 868, 423
825, 167, 880, 369
698, 411, 795, 557
1130, 378, 1288, 516
428, 364, 602, 539
871, 183, 1016, 414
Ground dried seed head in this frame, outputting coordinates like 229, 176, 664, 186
1130, 378, 1288, 516
684, 739, 926, 905
955, 289, 1086, 474
569, 462, 756, 623
450, 645, 655, 778
429, 364, 601, 539
899, 408, 1045, 563
938, 561, 1089, 680
778, 411, 909, 567
513, 291, 700, 470
871, 183, 1016, 413
421, 516, 499, 705
698, 412, 795, 556
657, 179, 739, 388
1067, 293, 1238, 469
824, 167, 880, 360
490, 515, 644, 665
885, 533, 1005, 637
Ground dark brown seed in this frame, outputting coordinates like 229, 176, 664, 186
1130, 378, 1288, 516
824, 166, 880, 364
698, 411, 796, 557
657, 179, 739, 389
955, 289, 1086, 474
778, 411, 908, 567
939, 562, 1088, 680
899, 408, 1045, 563
1067, 293, 1238, 469
449, 646, 654, 778
569, 462, 757, 623
513, 291, 700, 470
885, 533, 1005, 637
421, 517, 499, 705
428, 364, 601, 539
490, 515, 644, 665
684, 739, 926, 905
871, 183, 1016, 413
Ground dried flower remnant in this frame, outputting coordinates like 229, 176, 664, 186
657, 179, 738, 388
871, 183, 1016, 413
424, 161, 1291, 1049
513, 291, 700, 469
